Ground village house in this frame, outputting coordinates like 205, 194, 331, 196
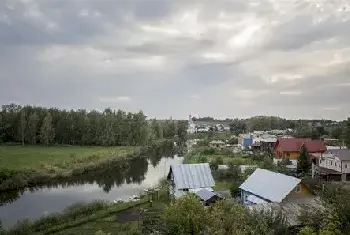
238, 134, 253, 150
167, 163, 216, 199
239, 168, 313, 205
311, 149, 350, 181
274, 138, 327, 166
241, 168, 320, 227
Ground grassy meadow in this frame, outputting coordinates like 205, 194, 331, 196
0, 146, 136, 172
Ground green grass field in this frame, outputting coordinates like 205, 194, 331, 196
0, 146, 135, 171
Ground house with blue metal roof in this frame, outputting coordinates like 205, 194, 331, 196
239, 168, 313, 205
167, 163, 216, 198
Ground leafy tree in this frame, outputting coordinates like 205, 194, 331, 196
27, 112, 39, 145
323, 184, 350, 233
297, 144, 311, 175
40, 112, 55, 146
176, 120, 188, 142
161, 194, 210, 234
346, 118, 350, 149
330, 126, 344, 140
208, 200, 252, 235
298, 226, 316, 235
18, 109, 26, 146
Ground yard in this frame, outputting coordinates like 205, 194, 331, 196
0, 145, 136, 172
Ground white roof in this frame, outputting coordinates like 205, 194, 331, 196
247, 195, 268, 204
169, 163, 215, 190
239, 168, 301, 203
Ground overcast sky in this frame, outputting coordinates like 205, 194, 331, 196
1, 0, 350, 120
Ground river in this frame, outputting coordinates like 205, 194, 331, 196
0, 152, 183, 228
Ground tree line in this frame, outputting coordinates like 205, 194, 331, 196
0, 104, 187, 146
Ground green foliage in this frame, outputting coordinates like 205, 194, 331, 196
40, 112, 55, 146
208, 200, 252, 235
298, 226, 316, 235
297, 145, 311, 175
27, 112, 39, 145
0, 103, 177, 147
209, 156, 224, 170
161, 194, 210, 234
157, 194, 290, 235
95, 230, 111, 235
323, 184, 350, 233
346, 118, 350, 149
229, 182, 240, 197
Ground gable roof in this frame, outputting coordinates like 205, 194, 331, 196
168, 163, 215, 190
326, 149, 350, 161
275, 138, 326, 153
239, 168, 301, 203
195, 188, 218, 201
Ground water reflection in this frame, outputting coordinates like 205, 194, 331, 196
0, 141, 177, 206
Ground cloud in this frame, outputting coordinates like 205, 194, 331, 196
1, 0, 350, 120
279, 91, 302, 96
99, 96, 131, 103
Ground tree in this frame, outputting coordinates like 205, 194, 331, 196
176, 120, 188, 142
161, 194, 210, 234
27, 112, 39, 145
297, 144, 311, 175
208, 200, 252, 235
18, 109, 26, 146
346, 118, 350, 149
40, 112, 55, 146
298, 226, 316, 235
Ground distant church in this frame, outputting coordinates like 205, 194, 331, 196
187, 115, 196, 134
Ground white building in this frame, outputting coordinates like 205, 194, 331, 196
187, 115, 196, 134
312, 149, 350, 181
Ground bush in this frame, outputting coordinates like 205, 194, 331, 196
229, 183, 240, 198
202, 147, 215, 155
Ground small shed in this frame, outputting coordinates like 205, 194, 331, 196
195, 188, 222, 206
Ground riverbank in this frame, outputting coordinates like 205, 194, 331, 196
2, 188, 170, 235
0, 140, 175, 191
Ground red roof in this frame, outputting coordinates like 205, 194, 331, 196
275, 138, 326, 153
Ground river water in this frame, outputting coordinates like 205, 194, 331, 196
0, 153, 183, 228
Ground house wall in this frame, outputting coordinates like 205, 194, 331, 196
274, 146, 298, 159
284, 183, 313, 201
240, 190, 268, 205
341, 160, 350, 173
319, 157, 342, 172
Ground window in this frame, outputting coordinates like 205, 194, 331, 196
286, 153, 290, 157
346, 164, 348, 169
295, 185, 302, 192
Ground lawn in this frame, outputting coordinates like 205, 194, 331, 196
0, 145, 135, 171
53, 218, 140, 235
213, 181, 232, 191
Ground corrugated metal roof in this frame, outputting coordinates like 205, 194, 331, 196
247, 195, 268, 204
170, 163, 215, 190
276, 138, 326, 153
195, 189, 217, 201
239, 168, 301, 203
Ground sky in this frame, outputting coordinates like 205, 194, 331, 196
1, 0, 350, 120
